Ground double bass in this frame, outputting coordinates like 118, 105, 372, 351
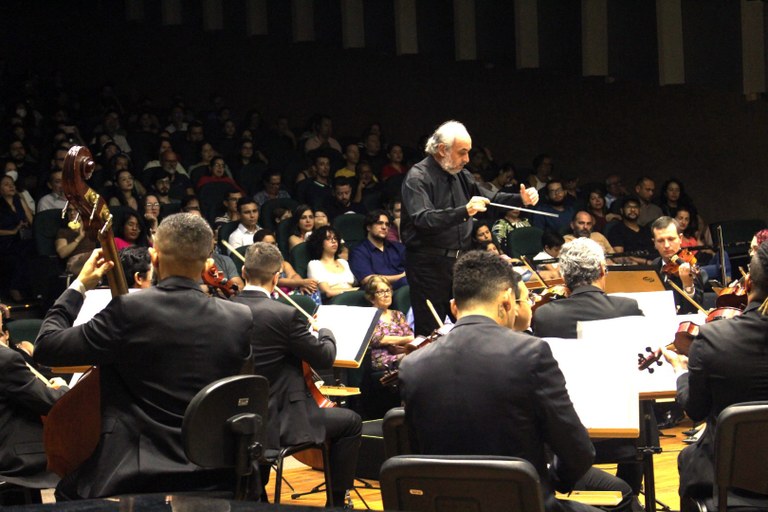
44, 146, 129, 476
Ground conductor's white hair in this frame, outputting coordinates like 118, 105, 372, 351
424, 120, 470, 155
558, 237, 605, 290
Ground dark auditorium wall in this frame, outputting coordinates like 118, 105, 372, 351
0, 1, 766, 226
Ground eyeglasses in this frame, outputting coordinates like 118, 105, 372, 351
146, 202, 160, 207
375, 289, 392, 296
325, 236, 339, 242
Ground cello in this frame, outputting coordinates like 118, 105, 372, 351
43, 146, 129, 476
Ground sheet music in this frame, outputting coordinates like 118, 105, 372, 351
315, 305, 381, 368
544, 337, 639, 435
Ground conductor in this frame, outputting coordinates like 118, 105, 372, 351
401, 120, 539, 335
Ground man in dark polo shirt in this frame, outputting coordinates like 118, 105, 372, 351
401, 120, 539, 335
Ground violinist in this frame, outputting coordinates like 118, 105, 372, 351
233, 242, 361, 507
400, 250, 618, 512
0, 305, 68, 482
651, 216, 704, 314
34, 214, 253, 500
532, 238, 644, 504
660, 240, 768, 506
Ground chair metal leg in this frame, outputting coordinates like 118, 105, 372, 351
321, 441, 334, 506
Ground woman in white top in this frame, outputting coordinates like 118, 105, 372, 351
306, 225, 357, 302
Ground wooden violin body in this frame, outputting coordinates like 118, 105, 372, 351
44, 146, 128, 477
201, 259, 239, 297
379, 323, 454, 388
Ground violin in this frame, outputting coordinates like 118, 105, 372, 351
661, 249, 699, 277
715, 269, 749, 309
637, 306, 743, 372
379, 323, 454, 387
201, 258, 239, 297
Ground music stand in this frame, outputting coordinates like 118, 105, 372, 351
605, 266, 666, 294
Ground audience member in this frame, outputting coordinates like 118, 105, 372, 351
349, 210, 407, 289
532, 179, 575, 233
634, 177, 663, 227
325, 177, 366, 222
563, 211, 614, 257
364, 276, 413, 371
303, 114, 342, 153
114, 209, 149, 250
335, 143, 359, 179
607, 197, 655, 265
253, 169, 291, 207
307, 226, 357, 302
213, 190, 243, 227
108, 169, 143, 212
56, 204, 98, 275
528, 153, 553, 190
37, 169, 67, 212
288, 204, 315, 251
0, 174, 34, 302
227, 197, 262, 251
492, 207, 531, 252
380, 143, 407, 181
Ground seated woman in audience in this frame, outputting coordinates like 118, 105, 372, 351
585, 187, 620, 233
657, 178, 695, 218
288, 204, 315, 251
56, 204, 98, 275
143, 193, 161, 243
486, 162, 519, 194
114, 209, 149, 250
675, 205, 728, 282
471, 221, 494, 248
188, 141, 217, 184
0, 174, 34, 302
254, 230, 319, 299
365, 276, 413, 371
119, 246, 154, 289
108, 169, 143, 212
380, 143, 407, 181
306, 225, 357, 302
195, 156, 244, 194
492, 208, 531, 252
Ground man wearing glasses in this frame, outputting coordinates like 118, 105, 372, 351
531, 178, 576, 233
349, 210, 407, 290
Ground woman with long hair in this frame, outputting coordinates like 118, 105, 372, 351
306, 225, 357, 302
288, 204, 315, 251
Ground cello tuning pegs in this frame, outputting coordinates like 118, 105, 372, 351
645, 346, 652, 352
647, 368, 655, 374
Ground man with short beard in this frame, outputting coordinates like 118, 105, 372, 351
563, 210, 614, 257
531, 178, 575, 233
401, 120, 539, 335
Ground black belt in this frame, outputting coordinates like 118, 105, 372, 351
412, 247, 466, 259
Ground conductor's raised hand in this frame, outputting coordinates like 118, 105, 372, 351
77, 249, 115, 291
465, 196, 490, 217
520, 184, 539, 206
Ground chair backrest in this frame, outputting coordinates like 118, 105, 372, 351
392, 285, 411, 315
382, 407, 413, 459
199, 181, 238, 224
333, 213, 367, 247
714, 401, 768, 511
7, 319, 43, 344
217, 221, 240, 254
380, 454, 545, 512
328, 289, 370, 306
230, 245, 250, 275
182, 374, 269, 469
33, 209, 65, 257
289, 242, 311, 278
261, 198, 299, 232
275, 293, 318, 318
276, 220, 294, 260
506, 226, 544, 259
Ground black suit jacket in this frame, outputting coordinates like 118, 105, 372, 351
0, 347, 67, 477
652, 257, 704, 315
676, 301, 768, 498
532, 285, 644, 339
233, 289, 336, 450
34, 277, 253, 499
399, 315, 595, 512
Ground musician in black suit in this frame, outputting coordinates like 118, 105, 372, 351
233, 242, 361, 507
399, 250, 601, 512
533, 237, 645, 502
34, 213, 253, 500
663, 240, 768, 506
650, 216, 704, 315
0, 309, 67, 479
534, 237, 644, 338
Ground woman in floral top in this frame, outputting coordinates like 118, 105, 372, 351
364, 275, 413, 371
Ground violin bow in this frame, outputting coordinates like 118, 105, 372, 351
488, 202, 559, 218
665, 280, 708, 315
520, 255, 550, 290
426, 299, 444, 328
